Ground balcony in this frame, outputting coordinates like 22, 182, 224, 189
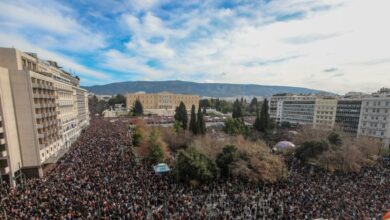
0, 144, 6, 158
0, 115, 2, 121
0, 138, 5, 145
31, 82, 54, 91
0, 150, 7, 158
0, 166, 9, 174
0, 127, 3, 133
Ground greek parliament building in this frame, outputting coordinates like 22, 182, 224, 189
126, 92, 199, 116
0, 48, 89, 186
269, 88, 390, 148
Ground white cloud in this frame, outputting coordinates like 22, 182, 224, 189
0, 33, 110, 81
0, 0, 106, 51
112, 0, 390, 94
1, 0, 389, 93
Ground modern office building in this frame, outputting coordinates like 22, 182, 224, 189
0, 48, 89, 185
335, 98, 362, 135
280, 100, 316, 125
313, 98, 337, 130
357, 88, 390, 148
269, 94, 316, 124
126, 92, 199, 116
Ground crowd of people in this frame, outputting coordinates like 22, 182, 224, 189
0, 117, 389, 219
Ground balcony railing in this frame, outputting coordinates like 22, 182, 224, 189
0, 150, 7, 158
0, 166, 9, 174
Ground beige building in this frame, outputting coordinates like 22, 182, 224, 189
313, 98, 337, 130
126, 92, 199, 116
0, 48, 89, 185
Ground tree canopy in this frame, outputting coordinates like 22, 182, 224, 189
108, 94, 125, 107
176, 147, 218, 183
174, 102, 188, 130
132, 99, 144, 116
254, 98, 272, 133
216, 145, 239, 178
189, 105, 197, 134
232, 99, 243, 118
196, 106, 206, 135
223, 118, 249, 136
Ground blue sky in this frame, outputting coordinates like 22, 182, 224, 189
0, 0, 389, 93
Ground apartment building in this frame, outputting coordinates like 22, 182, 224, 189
335, 98, 362, 135
357, 88, 390, 148
0, 48, 89, 184
126, 92, 199, 116
313, 98, 337, 130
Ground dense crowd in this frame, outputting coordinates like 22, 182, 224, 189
0, 117, 389, 219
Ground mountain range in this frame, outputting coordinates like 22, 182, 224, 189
83, 80, 327, 97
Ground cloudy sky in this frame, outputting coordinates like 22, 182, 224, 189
0, 0, 389, 94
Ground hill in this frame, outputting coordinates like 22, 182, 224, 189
83, 80, 327, 97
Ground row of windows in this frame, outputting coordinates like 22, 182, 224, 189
365, 101, 390, 106
362, 115, 387, 121
361, 129, 385, 136
361, 122, 386, 129
364, 108, 389, 114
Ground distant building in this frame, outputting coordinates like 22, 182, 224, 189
335, 98, 362, 135
126, 92, 199, 116
103, 104, 128, 118
0, 47, 89, 186
313, 98, 337, 130
96, 94, 112, 102
357, 88, 390, 148
280, 100, 316, 125
269, 94, 316, 124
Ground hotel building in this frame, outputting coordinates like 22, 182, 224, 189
0, 48, 89, 186
126, 92, 199, 116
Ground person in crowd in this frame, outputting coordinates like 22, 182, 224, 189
0, 117, 389, 219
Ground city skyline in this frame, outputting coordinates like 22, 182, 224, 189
0, 0, 389, 94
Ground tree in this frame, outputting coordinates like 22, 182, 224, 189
174, 102, 188, 130
197, 106, 206, 135
189, 105, 197, 134
88, 95, 108, 115
295, 140, 329, 162
256, 98, 271, 133
148, 129, 164, 164
328, 131, 342, 146
216, 145, 239, 178
249, 97, 258, 114
223, 118, 249, 136
232, 99, 243, 118
108, 94, 125, 107
173, 120, 183, 134
253, 105, 261, 131
176, 147, 218, 183
132, 126, 144, 147
132, 99, 144, 116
